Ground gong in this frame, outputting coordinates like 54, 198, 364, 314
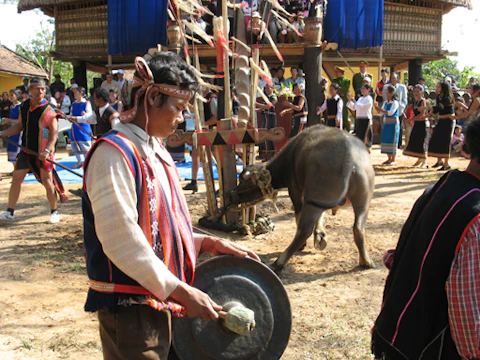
172, 256, 292, 360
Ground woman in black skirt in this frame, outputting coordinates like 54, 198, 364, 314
425, 81, 455, 171
347, 84, 374, 149
281, 83, 308, 139
403, 85, 429, 168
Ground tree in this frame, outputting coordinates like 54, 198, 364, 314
422, 58, 479, 89
15, 19, 100, 90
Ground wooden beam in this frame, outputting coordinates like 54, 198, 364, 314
393, 61, 410, 72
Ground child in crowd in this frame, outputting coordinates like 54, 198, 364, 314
451, 125, 466, 156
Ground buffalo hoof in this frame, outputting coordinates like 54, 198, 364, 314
296, 243, 307, 252
314, 231, 327, 251
269, 261, 283, 275
359, 259, 376, 269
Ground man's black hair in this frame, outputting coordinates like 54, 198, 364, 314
94, 88, 109, 103
130, 52, 200, 107
55, 74, 61, 79
362, 84, 372, 91
30, 77, 46, 87
330, 83, 340, 91
418, 77, 425, 82
75, 86, 86, 96
465, 115, 480, 160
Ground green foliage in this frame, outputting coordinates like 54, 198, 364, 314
15, 19, 101, 90
422, 59, 479, 89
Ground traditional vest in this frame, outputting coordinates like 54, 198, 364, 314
372, 171, 480, 360
71, 101, 92, 143
82, 130, 196, 314
326, 97, 340, 117
384, 101, 399, 119
95, 105, 116, 136
204, 92, 217, 128
21, 99, 57, 153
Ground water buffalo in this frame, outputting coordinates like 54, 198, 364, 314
229, 125, 376, 273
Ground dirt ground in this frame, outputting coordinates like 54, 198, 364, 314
0, 145, 469, 360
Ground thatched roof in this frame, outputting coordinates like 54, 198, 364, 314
18, 0, 106, 15
439, 0, 473, 10
0, 45, 48, 78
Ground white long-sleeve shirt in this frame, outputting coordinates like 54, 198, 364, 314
347, 95, 373, 122
382, 99, 400, 117
60, 95, 71, 115
86, 123, 205, 300
394, 83, 408, 116
76, 102, 120, 128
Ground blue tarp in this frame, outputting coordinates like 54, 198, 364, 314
108, 0, 169, 55
22, 156, 244, 184
323, 0, 384, 50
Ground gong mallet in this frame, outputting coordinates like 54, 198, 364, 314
217, 304, 256, 336
0, 136, 83, 178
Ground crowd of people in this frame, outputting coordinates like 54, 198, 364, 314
0, 69, 128, 220
2, 48, 480, 359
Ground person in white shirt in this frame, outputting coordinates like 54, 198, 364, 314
59, 91, 71, 115
82, 52, 259, 359
101, 70, 121, 96
116, 69, 131, 110
390, 73, 408, 148
375, 84, 400, 166
316, 82, 343, 129
347, 84, 374, 149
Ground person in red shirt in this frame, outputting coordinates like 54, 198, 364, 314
375, 68, 390, 104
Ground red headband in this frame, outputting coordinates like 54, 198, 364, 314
120, 57, 193, 131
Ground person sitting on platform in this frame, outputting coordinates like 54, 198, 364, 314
273, 66, 289, 90
246, 11, 266, 44
286, 66, 306, 89
292, 12, 305, 43
277, 14, 295, 43
316, 82, 343, 129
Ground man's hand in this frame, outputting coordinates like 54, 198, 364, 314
170, 282, 222, 322
39, 150, 49, 161
201, 236, 261, 262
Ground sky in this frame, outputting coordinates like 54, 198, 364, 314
0, 2, 479, 70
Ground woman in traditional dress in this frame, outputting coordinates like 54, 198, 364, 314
109, 88, 123, 113
425, 81, 455, 171
347, 83, 374, 149
375, 84, 400, 166
316, 82, 343, 129
403, 85, 429, 168
0, 91, 12, 119
256, 84, 278, 160
5, 89, 22, 169
455, 84, 480, 125
70, 86, 93, 168
281, 83, 308, 138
